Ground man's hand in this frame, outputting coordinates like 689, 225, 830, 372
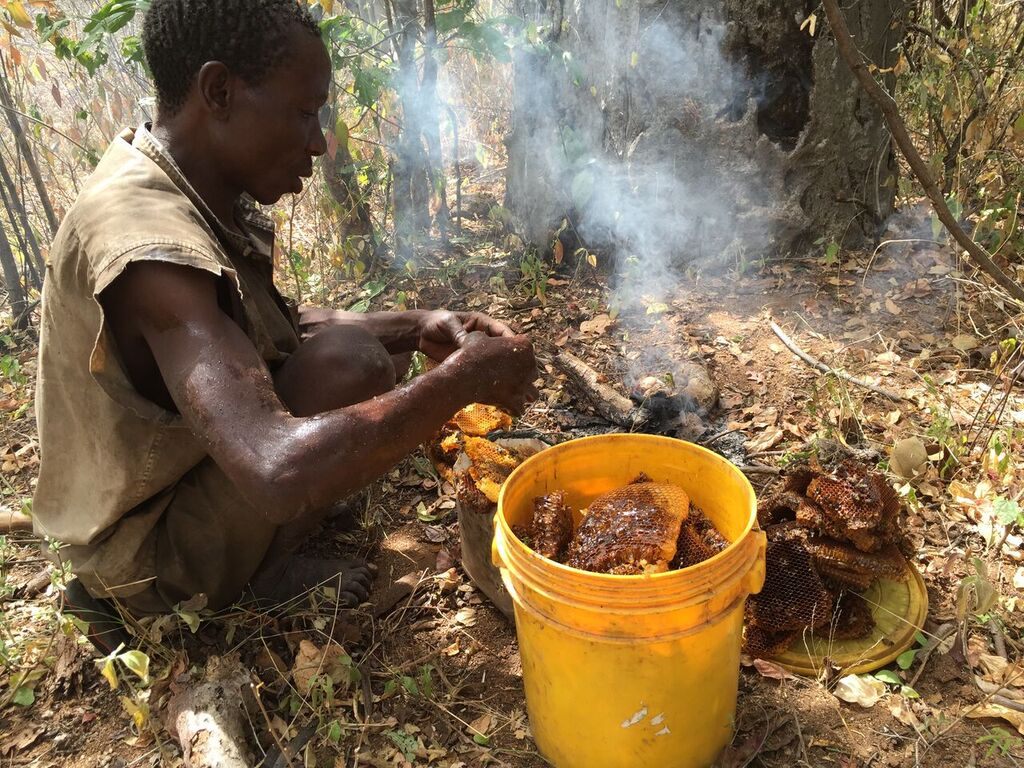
419, 310, 514, 362
446, 331, 539, 415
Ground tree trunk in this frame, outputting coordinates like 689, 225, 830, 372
505, 0, 905, 273
0, 148, 44, 279
0, 215, 28, 330
0, 69, 60, 238
391, 0, 433, 259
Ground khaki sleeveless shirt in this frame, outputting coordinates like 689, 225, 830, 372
33, 126, 299, 558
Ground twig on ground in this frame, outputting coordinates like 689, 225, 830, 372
821, 0, 1024, 304
992, 695, 1024, 714
738, 465, 783, 476
770, 320, 910, 403
989, 618, 1008, 660
909, 622, 957, 688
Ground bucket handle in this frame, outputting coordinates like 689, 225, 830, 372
744, 528, 768, 595
491, 512, 505, 569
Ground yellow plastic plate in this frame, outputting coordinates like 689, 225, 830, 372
768, 558, 929, 676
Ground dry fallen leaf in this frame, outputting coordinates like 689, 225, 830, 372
890, 437, 928, 479
951, 333, 978, 352
454, 607, 478, 627
833, 674, 886, 708
745, 425, 784, 454
580, 313, 613, 336
752, 658, 797, 680
291, 639, 353, 697
889, 697, 922, 728
468, 713, 492, 738
966, 703, 1024, 735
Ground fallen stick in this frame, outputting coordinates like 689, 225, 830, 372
554, 351, 642, 428
167, 654, 255, 768
821, 0, 1024, 304
770, 320, 910, 403
0, 505, 33, 534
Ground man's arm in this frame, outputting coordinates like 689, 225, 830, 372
297, 306, 513, 358
102, 261, 536, 524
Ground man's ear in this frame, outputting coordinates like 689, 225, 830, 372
195, 61, 234, 119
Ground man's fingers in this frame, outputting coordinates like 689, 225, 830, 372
464, 312, 514, 338
441, 313, 470, 346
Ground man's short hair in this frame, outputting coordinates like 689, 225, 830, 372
142, 0, 321, 115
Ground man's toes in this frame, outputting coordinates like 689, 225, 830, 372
340, 590, 362, 608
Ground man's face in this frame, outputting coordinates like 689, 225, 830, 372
215, 25, 331, 205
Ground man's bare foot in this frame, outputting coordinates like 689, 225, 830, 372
250, 556, 375, 607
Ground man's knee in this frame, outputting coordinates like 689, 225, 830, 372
314, 324, 396, 389
276, 325, 398, 415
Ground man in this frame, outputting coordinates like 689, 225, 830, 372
33, 0, 537, 618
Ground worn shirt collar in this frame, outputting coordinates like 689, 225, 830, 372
126, 124, 275, 263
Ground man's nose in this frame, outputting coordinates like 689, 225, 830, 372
309, 125, 328, 157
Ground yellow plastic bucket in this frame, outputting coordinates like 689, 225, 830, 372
493, 434, 766, 768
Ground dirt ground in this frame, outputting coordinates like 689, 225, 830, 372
2, 202, 1023, 767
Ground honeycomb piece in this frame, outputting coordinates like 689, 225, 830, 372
672, 509, 729, 569
805, 461, 899, 553
463, 437, 519, 503
757, 490, 803, 527
565, 482, 690, 574
743, 623, 799, 658
448, 403, 512, 437
829, 591, 876, 640
532, 492, 573, 561
745, 528, 834, 633
804, 537, 905, 581
455, 471, 492, 514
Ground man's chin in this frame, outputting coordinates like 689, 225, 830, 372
250, 189, 287, 206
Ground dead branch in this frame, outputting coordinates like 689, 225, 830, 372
0, 505, 33, 533
554, 351, 640, 428
821, 0, 1024, 304
167, 655, 256, 768
770, 320, 910, 403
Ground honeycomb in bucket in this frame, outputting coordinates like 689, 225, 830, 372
744, 457, 910, 657
525, 478, 728, 575
672, 509, 730, 569
565, 481, 692, 574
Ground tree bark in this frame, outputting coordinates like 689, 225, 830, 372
821, 0, 1024, 304
506, 0, 906, 265
0, 213, 28, 330
0, 68, 59, 238
0, 148, 44, 279
391, 0, 432, 259
166, 655, 255, 768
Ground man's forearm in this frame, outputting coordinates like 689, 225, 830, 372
298, 306, 428, 353
202, 358, 474, 522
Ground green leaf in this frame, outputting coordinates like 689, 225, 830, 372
98, 657, 120, 689
822, 241, 840, 266
176, 609, 201, 633
327, 720, 343, 744
992, 496, 1021, 526
873, 669, 901, 686
118, 650, 150, 684
11, 686, 35, 707
901, 685, 920, 699
473, 732, 491, 746
400, 675, 419, 695
896, 650, 917, 670
435, 10, 466, 34
385, 729, 419, 761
